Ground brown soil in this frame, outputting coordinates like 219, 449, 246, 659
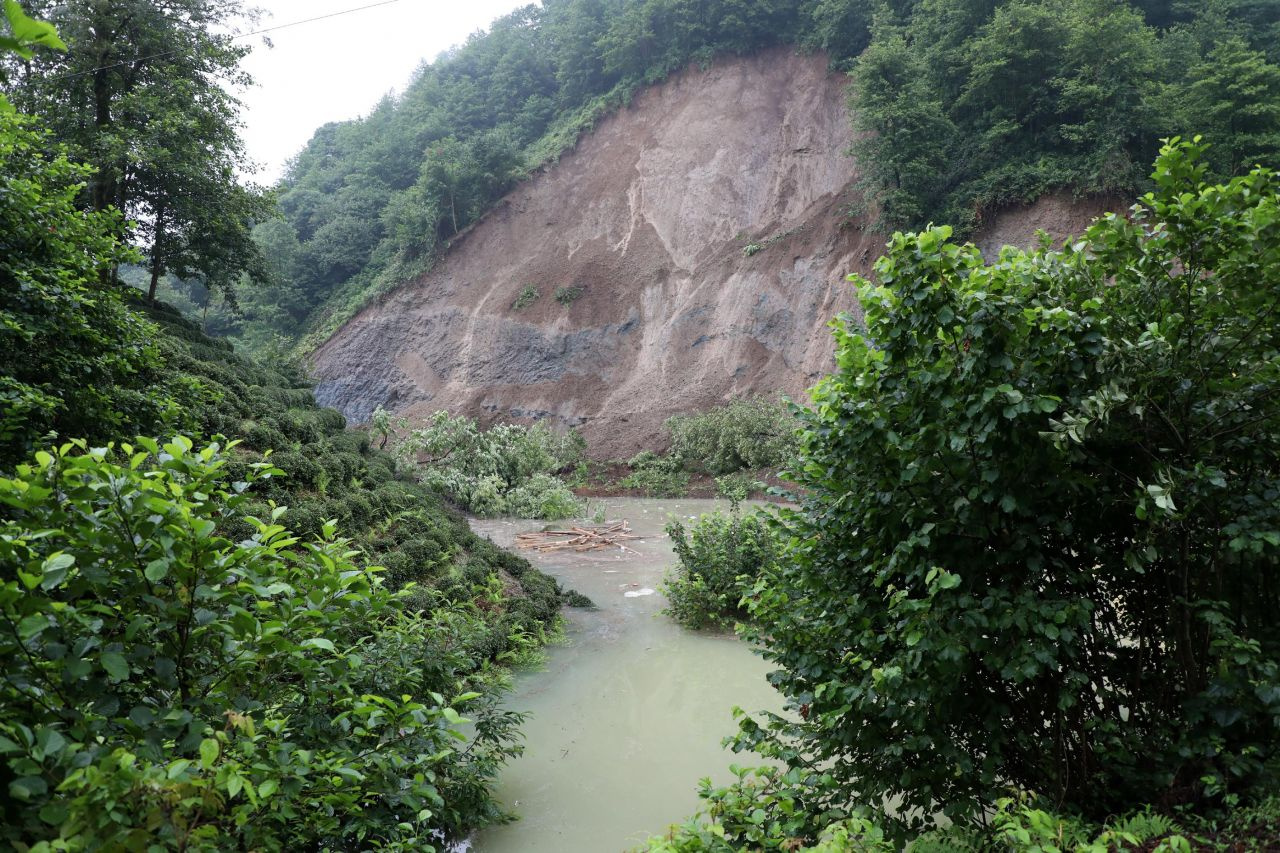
310, 48, 1110, 459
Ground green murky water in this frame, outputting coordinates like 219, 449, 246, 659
468, 498, 783, 853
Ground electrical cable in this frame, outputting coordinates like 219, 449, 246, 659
44, 0, 408, 82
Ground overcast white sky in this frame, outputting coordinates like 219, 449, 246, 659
235, 0, 532, 184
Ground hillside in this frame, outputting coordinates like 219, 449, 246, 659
309, 50, 1110, 457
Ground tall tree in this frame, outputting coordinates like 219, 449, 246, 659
1174, 36, 1280, 176
6, 0, 270, 301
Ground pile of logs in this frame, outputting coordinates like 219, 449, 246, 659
515, 520, 640, 553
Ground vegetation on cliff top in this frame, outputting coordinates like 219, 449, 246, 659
123, 0, 1279, 357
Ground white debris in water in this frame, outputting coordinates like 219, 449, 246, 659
624, 588, 656, 598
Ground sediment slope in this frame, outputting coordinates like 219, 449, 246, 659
310, 49, 1107, 457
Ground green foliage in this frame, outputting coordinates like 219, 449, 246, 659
850, 0, 1280, 233
732, 142, 1280, 836
9, 0, 271, 303
1168, 35, 1280, 177
741, 225, 803, 257
554, 284, 584, 305
642, 771, 1207, 851
397, 411, 585, 519
643, 765, 889, 851
0, 112, 193, 468
620, 450, 690, 497
0, 437, 522, 849
713, 471, 763, 509
512, 283, 541, 310
666, 396, 797, 474
227, 0, 868, 355
0, 0, 63, 67
663, 509, 778, 630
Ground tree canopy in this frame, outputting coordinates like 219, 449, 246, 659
187, 0, 1280, 356
734, 140, 1280, 838
6, 0, 270, 302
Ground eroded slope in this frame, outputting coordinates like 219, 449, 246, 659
310, 49, 1107, 457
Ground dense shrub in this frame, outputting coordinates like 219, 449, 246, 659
620, 450, 690, 497
644, 767, 1223, 851
733, 142, 1280, 836
0, 112, 193, 468
663, 509, 779, 630
666, 396, 797, 474
0, 438, 518, 849
396, 410, 584, 519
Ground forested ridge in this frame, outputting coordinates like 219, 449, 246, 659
182, 0, 1280, 354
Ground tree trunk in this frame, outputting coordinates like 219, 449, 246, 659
148, 211, 165, 302
90, 65, 116, 213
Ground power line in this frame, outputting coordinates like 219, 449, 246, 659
45, 0, 407, 83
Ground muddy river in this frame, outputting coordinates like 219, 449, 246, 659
467, 497, 784, 852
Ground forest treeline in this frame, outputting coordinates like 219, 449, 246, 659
173, 0, 1280, 353
5, 2, 1278, 353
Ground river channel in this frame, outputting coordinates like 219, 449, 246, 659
468, 497, 784, 852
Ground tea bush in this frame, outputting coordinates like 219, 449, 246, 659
0, 437, 518, 849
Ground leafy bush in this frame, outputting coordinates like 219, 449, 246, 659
666, 397, 797, 474
398, 411, 583, 518
734, 142, 1280, 836
663, 509, 778, 630
713, 471, 764, 509
140, 301, 576, 675
620, 450, 690, 497
505, 472, 584, 519
0, 111, 193, 468
554, 284, 584, 305
0, 437, 520, 849
643, 769, 1205, 852
512, 284, 540, 310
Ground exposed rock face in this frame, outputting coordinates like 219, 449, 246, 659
309, 48, 1109, 458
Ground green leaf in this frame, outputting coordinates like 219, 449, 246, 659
100, 651, 129, 681
199, 738, 220, 769
9, 775, 47, 801
4, 1, 65, 51
301, 637, 335, 652
144, 559, 169, 582
17, 613, 48, 640
38, 801, 67, 826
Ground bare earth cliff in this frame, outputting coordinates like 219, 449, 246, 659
310, 49, 1108, 458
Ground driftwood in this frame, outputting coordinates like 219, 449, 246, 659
515, 520, 641, 553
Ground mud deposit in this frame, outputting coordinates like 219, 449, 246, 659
468, 498, 784, 852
